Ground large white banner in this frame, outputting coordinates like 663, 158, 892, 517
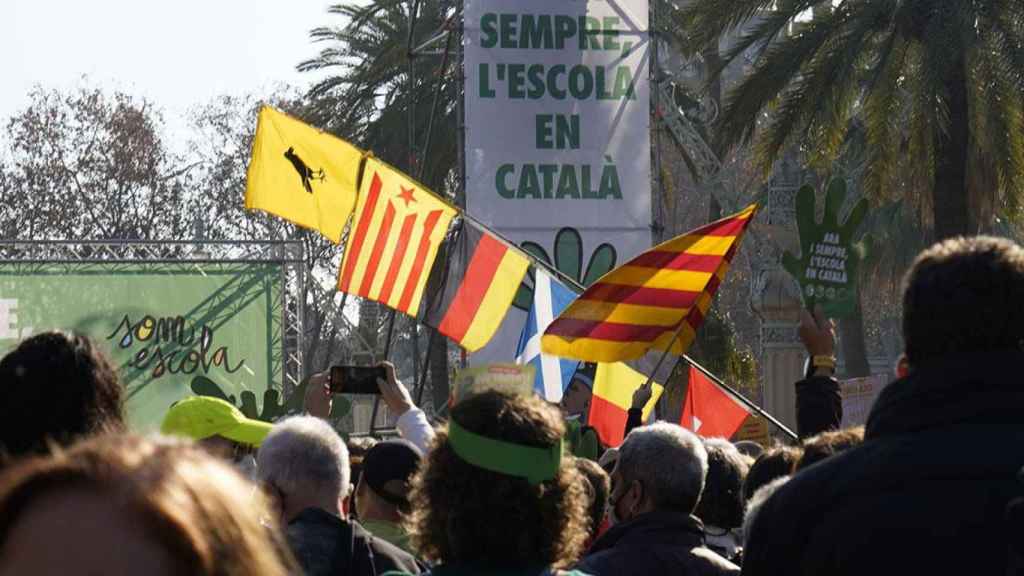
464, 0, 652, 278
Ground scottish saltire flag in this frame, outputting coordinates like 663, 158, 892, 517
516, 270, 580, 402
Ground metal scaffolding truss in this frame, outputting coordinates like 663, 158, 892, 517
0, 239, 306, 392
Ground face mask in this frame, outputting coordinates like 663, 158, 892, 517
606, 485, 627, 526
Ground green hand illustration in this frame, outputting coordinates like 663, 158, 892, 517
512, 227, 618, 311
190, 376, 351, 423
781, 179, 871, 318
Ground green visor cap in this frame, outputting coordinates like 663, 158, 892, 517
161, 396, 273, 447
447, 420, 562, 485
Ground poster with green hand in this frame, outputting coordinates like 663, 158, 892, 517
782, 179, 870, 318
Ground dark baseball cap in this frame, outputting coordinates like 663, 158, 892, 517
362, 439, 422, 507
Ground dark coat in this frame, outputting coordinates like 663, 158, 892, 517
743, 350, 1024, 576
795, 373, 842, 439
577, 511, 739, 576
286, 508, 421, 576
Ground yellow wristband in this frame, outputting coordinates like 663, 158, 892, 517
812, 355, 836, 369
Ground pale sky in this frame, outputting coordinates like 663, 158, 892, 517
2, 0, 336, 132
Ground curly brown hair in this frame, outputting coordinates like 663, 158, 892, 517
405, 391, 589, 569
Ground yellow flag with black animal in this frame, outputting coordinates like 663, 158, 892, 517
245, 106, 363, 243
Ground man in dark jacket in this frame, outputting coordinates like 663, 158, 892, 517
257, 416, 421, 576
743, 236, 1024, 576
577, 422, 739, 576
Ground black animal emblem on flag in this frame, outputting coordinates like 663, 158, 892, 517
284, 147, 326, 194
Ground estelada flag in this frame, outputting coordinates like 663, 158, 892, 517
543, 204, 757, 363
338, 157, 457, 316
421, 220, 530, 352
245, 106, 363, 243
681, 366, 750, 438
589, 362, 664, 447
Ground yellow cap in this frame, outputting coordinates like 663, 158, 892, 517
160, 396, 273, 447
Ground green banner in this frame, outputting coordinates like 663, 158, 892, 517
0, 263, 282, 430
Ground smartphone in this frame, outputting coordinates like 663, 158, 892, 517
328, 365, 386, 395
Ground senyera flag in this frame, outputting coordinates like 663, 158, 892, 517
421, 219, 530, 352
245, 106, 363, 243
338, 157, 457, 316
681, 366, 750, 439
542, 204, 757, 363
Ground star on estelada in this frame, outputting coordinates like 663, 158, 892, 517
397, 186, 416, 207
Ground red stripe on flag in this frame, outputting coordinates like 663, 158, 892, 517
588, 394, 629, 447
628, 251, 724, 272
582, 283, 702, 309
437, 234, 508, 342
377, 212, 418, 304
545, 318, 671, 343
358, 200, 396, 297
397, 210, 444, 313
339, 173, 383, 291
695, 215, 750, 237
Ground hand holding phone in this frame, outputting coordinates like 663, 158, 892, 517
329, 365, 386, 395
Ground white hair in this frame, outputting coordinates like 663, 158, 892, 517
743, 475, 790, 547
618, 422, 708, 513
256, 416, 350, 502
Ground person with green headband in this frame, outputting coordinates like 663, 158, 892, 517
383, 391, 593, 576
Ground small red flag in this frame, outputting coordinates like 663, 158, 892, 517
680, 366, 750, 438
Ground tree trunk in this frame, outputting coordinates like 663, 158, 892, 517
838, 300, 871, 378
931, 57, 973, 240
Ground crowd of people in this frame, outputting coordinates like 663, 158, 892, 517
0, 234, 1023, 575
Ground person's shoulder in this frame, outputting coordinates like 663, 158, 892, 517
689, 546, 741, 575
353, 522, 421, 573
575, 548, 627, 575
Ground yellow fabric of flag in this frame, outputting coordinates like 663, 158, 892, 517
245, 106, 363, 243
589, 362, 664, 446
338, 157, 458, 316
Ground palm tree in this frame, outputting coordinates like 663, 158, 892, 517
298, 0, 460, 408
675, 1, 1024, 239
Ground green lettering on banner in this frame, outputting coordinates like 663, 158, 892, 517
496, 164, 516, 198
521, 14, 554, 49
595, 67, 614, 100
479, 63, 495, 98
556, 165, 580, 199
612, 66, 637, 100
580, 16, 601, 50
517, 165, 542, 198
536, 114, 554, 149
600, 163, 623, 199
555, 114, 580, 149
554, 15, 576, 49
539, 164, 558, 198
527, 64, 545, 99
547, 65, 567, 100
569, 65, 593, 99
582, 165, 600, 199
602, 17, 621, 50
481, 13, 498, 48
507, 63, 526, 98
500, 13, 518, 48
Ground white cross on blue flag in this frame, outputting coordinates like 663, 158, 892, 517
516, 269, 580, 402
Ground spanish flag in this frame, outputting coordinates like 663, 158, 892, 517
543, 204, 757, 363
421, 220, 530, 352
245, 106, 363, 243
589, 362, 664, 447
338, 157, 457, 316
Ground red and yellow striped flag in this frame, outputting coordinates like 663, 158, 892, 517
338, 158, 457, 316
542, 204, 757, 362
